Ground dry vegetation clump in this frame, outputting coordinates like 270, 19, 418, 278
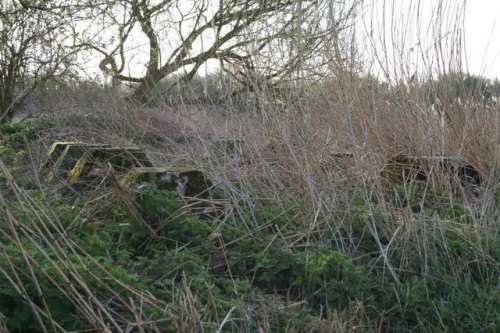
22, 75, 498, 226
1, 75, 499, 332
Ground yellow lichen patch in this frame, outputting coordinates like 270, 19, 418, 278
40, 142, 110, 171
44, 143, 105, 182
65, 153, 91, 186
64, 148, 152, 188
41, 142, 152, 187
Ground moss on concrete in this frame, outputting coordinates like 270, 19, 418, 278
122, 166, 212, 198
381, 154, 481, 186
41, 142, 152, 187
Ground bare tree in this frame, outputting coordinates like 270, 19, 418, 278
77, 0, 358, 104
0, 0, 81, 123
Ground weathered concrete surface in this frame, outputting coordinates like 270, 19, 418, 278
41, 142, 152, 186
121, 166, 213, 198
41, 142, 112, 182
381, 154, 482, 187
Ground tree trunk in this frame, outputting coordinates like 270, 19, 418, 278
131, 73, 163, 104
131, 81, 152, 104
0, 91, 15, 124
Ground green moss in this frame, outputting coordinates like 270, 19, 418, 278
122, 166, 213, 197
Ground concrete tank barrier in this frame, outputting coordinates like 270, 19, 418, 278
40, 141, 213, 199
381, 154, 482, 187
40, 141, 152, 188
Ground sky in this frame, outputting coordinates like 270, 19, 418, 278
358, 0, 500, 83
78, 0, 500, 82
464, 0, 500, 79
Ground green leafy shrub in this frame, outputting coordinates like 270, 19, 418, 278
1, 126, 498, 332
0, 120, 54, 158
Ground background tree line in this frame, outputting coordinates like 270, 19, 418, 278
1, 0, 498, 124
1, 0, 358, 123
417, 72, 499, 107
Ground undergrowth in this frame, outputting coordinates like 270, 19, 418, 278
0, 120, 498, 331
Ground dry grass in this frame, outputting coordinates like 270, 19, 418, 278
1, 0, 499, 331
2, 81, 499, 332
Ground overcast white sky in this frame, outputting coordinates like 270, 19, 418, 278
81, 0, 500, 82
464, 0, 500, 79
358, 0, 500, 82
